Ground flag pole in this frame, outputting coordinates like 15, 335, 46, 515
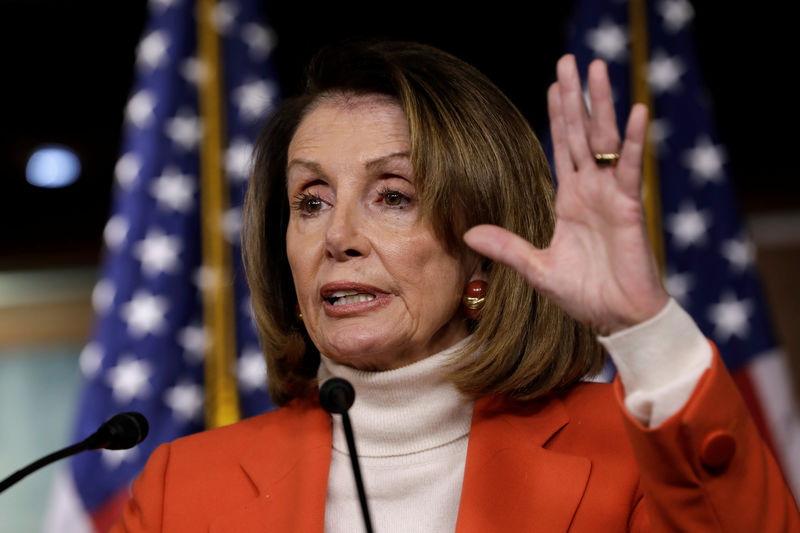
629, 0, 666, 274
197, 0, 241, 428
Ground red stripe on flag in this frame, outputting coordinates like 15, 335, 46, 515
732, 366, 784, 470
90, 486, 130, 532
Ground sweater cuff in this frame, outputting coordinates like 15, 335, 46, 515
598, 298, 712, 428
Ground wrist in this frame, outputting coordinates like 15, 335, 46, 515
602, 289, 670, 336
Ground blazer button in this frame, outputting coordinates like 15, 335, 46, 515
700, 430, 736, 471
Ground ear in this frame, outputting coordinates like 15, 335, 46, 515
466, 257, 490, 284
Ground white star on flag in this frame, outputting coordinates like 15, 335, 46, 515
178, 324, 209, 363
241, 297, 256, 327
79, 342, 103, 379
682, 137, 726, 184
193, 265, 223, 292
241, 296, 254, 319
136, 30, 170, 71
222, 207, 243, 244
225, 137, 254, 182
585, 18, 628, 61
125, 89, 157, 128
105, 355, 153, 404
721, 236, 755, 272
164, 109, 203, 151
101, 448, 138, 470
238, 346, 267, 392
665, 271, 694, 305
658, 0, 695, 33
92, 278, 115, 314
241, 23, 275, 60
103, 215, 129, 250
120, 291, 169, 337
150, 166, 196, 212
232, 79, 277, 121
648, 52, 685, 93
708, 292, 753, 341
647, 119, 672, 150
148, 0, 179, 12
115, 153, 142, 189
180, 57, 206, 85
211, 0, 238, 34
132, 229, 183, 276
164, 381, 204, 421
666, 202, 711, 248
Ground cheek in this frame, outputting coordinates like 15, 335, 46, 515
286, 228, 316, 299
387, 234, 466, 304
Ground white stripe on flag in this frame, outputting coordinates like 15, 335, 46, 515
42, 468, 94, 533
747, 349, 800, 501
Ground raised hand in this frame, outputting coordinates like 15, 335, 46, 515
464, 55, 668, 335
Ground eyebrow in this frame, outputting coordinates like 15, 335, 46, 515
365, 151, 411, 170
286, 159, 324, 174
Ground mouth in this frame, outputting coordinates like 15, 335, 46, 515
325, 290, 376, 306
319, 282, 390, 316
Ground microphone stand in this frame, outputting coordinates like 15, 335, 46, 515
340, 410, 373, 533
0, 441, 87, 494
320, 377, 374, 533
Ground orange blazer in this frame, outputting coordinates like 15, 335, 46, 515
113, 349, 799, 532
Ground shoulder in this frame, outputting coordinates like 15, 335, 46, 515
118, 400, 329, 531
548, 381, 632, 452
556, 380, 623, 424
167, 397, 324, 459
476, 381, 630, 455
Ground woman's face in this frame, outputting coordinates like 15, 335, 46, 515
285, 94, 471, 371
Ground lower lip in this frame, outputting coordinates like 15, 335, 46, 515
322, 293, 392, 317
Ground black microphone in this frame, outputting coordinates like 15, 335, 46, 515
319, 378, 374, 533
0, 411, 149, 495
84, 411, 149, 450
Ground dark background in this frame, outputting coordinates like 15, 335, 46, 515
1, 1, 795, 270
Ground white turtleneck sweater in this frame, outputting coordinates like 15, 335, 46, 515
318, 338, 475, 533
317, 299, 711, 533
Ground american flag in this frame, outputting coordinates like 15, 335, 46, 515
44, 0, 276, 530
563, 0, 799, 499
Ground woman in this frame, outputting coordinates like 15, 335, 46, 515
114, 42, 798, 531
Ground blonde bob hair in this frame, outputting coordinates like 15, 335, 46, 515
243, 41, 603, 406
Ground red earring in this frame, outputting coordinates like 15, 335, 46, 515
461, 280, 487, 319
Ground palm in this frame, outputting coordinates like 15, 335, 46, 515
464, 56, 667, 334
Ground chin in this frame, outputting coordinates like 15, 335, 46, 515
321, 336, 416, 372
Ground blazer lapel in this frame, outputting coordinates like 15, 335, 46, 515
211, 399, 332, 533
456, 395, 591, 533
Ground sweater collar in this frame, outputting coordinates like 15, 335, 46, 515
318, 337, 475, 457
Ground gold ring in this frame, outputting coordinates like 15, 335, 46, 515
594, 153, 620, 167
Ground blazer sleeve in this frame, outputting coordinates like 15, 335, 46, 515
110, 442, 171, 533
615, 345, 800, 532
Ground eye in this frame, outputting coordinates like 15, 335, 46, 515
291, 192, 327, 216
377, 187, 411, 208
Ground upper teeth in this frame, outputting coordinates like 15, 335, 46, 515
331, 290, 360, 298
329, 290, 375, 306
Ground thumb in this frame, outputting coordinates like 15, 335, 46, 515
463, 225, 546, 288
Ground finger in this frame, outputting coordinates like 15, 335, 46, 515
463, 225, 546, 289
547, 82, 576, 182
617, 103, 648, 196
556, 55, 593, 168
587, 59, 621, 154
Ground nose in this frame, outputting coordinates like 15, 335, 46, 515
324, 200, 370, 261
